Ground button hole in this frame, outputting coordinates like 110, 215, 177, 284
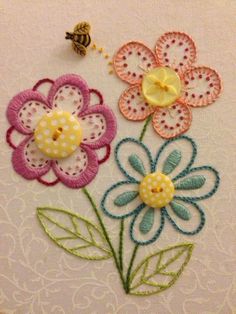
52, 127, 63, 141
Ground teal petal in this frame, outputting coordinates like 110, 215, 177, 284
115, 138, 153, 182
139, 208, 154, 234
114, 191, 139, 207
170, 201, 191, 220
162, 150, 181, 175
175, 175, 206, 190
154, 136, 197, 181
128, 154, 146, 176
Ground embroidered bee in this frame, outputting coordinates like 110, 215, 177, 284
65, 22, 91, 56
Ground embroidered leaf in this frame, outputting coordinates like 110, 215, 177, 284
175, 175, 206, 190
128, 154, 146, 176
170, 201, 191, 220
37, 207, 112, 260
114, 191, 139, 206
129, 243, 193, 296
162, 150, 181, 175
139, 208, 154, 234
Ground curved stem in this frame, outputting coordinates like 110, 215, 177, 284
82, 187, 126, 289
125, 244, 139, 293
139, 115, 152, 142
118, 219, 124, 272
123, 116, 152, 291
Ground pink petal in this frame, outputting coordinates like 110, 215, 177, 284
52, 145, 98, 189
95, 145, 111, 164
152, 102, 192, 139
47, 74, 90, 115
179, 67, 222, 107
113, 42, 158, 85
7, 90, 50, 134
155, 32, 197, 77
119, 85, 155, 121
78, 104, 117, 149
12, 136, 51, 180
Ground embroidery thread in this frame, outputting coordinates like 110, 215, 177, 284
37, 134, 219, 295
37, 207, 112, 260
6, 74, 117, 188
101, 136, 220, 245
8, 30, 221, 297
113, 31, 222, 139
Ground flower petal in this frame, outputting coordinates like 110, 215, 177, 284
12, 136, 51, 179
164, 200, 205, 235
114, 191, 139, 207
179, 67, 222, 107
78, 104, 117, 149
101, 181, 143, 219
170, 200, 191, 220
47, 74, 90, 115
113, 41, 158, 84
119, 85, 155, 121
130, 207, 165, 245
155, 32, 197, 76
139, 207, 154, 234
128, 154, 146, 176
154, 135, 197, 181
115, 138, 153, 182
175, 175, 206, 190
174, 166, 220, 201
52, 144, 98, 189
152, 102, 192, 139
162, 149, 182, 175
7, 90, 50, 134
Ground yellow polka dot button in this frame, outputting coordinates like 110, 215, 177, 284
142, 67, 181, 107
139, 172, 175, 208
34, 111, 82, 159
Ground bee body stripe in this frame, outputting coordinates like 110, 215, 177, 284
77, 34, 91, 47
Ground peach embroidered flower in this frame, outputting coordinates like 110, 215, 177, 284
113, 32, 222, 139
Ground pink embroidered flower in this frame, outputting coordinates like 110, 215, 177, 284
113, 32, 222, 139
6, 74, 117, 188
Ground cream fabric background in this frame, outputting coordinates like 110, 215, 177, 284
0, 0, 236, 313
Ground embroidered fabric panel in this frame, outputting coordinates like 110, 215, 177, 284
1, 1, 235, 313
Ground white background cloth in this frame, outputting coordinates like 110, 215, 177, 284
0, 0, 235, 313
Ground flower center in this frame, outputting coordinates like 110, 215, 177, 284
139, 172, 175, 208
141, 67, 181, 107
34, 111, 83, 159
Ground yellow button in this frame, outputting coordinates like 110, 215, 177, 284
34, 111, 82, 159
139, 172, 175, 208
142, 67, 181, 107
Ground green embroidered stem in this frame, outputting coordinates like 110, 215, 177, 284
125, 244, 139, 293
139, 115, 152, 142
82, 188, 126, 288
123, 117, 150, 292
118, 219, 124, 271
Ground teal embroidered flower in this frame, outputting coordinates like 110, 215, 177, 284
101, 136, 220, 245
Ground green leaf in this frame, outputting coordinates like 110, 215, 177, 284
114, 191, 139, 206
175, 175, 206, 190
128, 154, 146, 176
170, 201, 191, 220
129, 243, 194, 296
163, 150, 181, 175
37, 207, 112, 260
139, 208, 154, 234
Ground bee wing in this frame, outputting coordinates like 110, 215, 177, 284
73, 22, 90, 34
72, 42, 87, 56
